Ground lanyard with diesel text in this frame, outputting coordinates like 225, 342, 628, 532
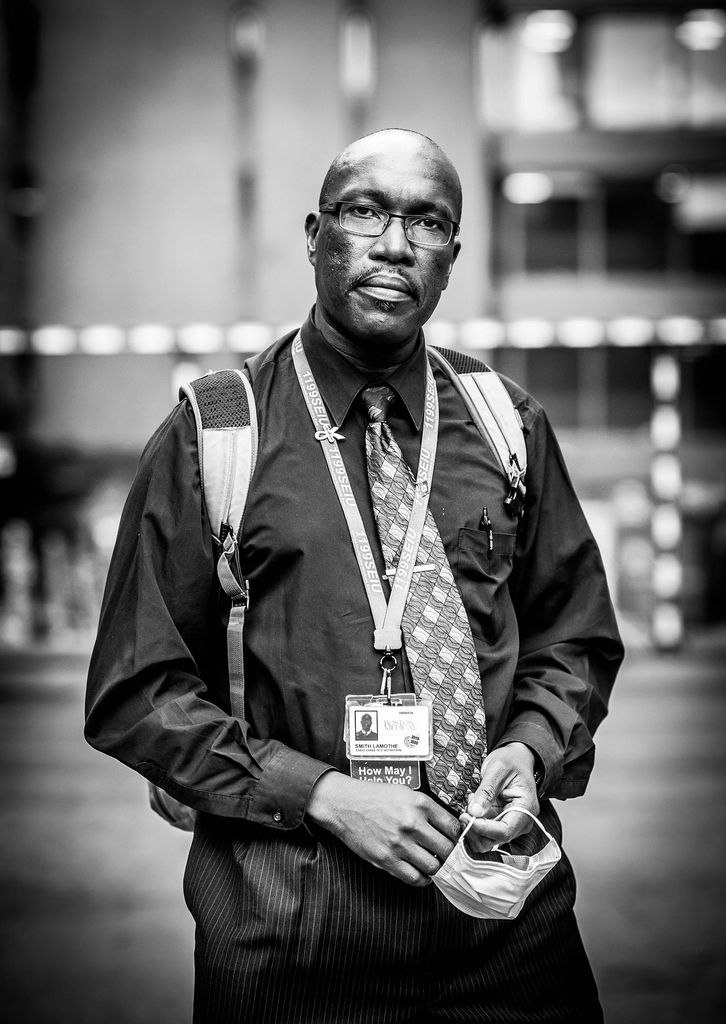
291, 332, 439, 666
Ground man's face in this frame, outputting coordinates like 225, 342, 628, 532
305, 136, 461, 349
360, 714, 372, 732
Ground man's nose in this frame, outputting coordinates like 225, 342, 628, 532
369, 216, 415, 263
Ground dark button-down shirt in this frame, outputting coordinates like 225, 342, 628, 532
85, 312, 623, 829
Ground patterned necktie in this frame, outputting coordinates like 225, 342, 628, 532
361, 383, 487, 812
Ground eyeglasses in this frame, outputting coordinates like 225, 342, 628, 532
319, 202, 459, 247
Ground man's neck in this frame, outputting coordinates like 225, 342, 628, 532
313, 301, 420, 374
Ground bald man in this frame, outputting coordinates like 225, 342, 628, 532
86, 129, 622, 1023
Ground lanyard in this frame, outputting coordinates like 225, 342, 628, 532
291, 332, 439, 655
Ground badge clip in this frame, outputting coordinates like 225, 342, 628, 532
379, 648, 397, 703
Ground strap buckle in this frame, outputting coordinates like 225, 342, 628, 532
231, 578, 250, 610
221, 529, 250, 609
504, 453, 526, 519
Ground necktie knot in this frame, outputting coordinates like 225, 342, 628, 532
360, 383, 397, 424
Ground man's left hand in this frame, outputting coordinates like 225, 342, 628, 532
459, 741, 540, 854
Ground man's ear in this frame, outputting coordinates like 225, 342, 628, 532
305, 212, 320, 265
441, 239, 461, 291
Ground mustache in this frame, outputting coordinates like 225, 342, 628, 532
351, 270, 421, 303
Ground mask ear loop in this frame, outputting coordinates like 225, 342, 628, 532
458, 806, 557, 851
492, 806, 557, 852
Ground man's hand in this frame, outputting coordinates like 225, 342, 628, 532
307, 772, 461, 887
460, 742, 540, 854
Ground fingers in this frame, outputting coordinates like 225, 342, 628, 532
309, 774, 460, 887
466, 743, 539, 821
461, 804, 532, 848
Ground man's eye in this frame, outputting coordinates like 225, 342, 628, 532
416, 217, 445, 232
348, 205, 379, 219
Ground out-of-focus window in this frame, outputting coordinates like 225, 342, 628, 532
479, 11, 580, 133
526, 348, 579, 427
605, 180, 669, 272
495, 169, 600, 275
520, 197, 579, 272
340, 6, 376, 104
479, 8, 726, 132
606, 349, 651, 428
658, 167, 726, 276
677, 9, 726, 124
682, 350, 726, 430
493, 171, 726, 278
584, 14, 681, 128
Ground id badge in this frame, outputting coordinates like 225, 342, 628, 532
344, 694, 433, 761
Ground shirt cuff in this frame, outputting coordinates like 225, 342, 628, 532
495, 712, 563, 795
246, 746, 333, 829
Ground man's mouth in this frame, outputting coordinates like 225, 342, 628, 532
354, 274, 418, 303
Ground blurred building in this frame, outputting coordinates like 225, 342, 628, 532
0, 0, 725, 647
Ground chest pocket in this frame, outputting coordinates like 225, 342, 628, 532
455, 528, 516, 645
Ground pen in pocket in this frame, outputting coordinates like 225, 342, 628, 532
479, 506, 493, 556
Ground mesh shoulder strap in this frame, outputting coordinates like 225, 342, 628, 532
428, 346, 527, 511
180, 369, 258, 720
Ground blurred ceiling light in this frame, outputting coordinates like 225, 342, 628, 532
502, 172, 553, 204
651, 354, 681, 402
460, 319, 506, 349
507, 318, 556, 348
340, 7, 376, 102
31, 326, 76, 355
522, 10, 576, 53
652, 602, 683, 650
673, 173, 726, 231
650, 406, 681, 451
178, 323, 224, 354
651, 505, 682, 549
657, 317, 704, 346
79, 325, 125, 354
557, 318, 605, 347
652, 554, 683, 600
128, 324, 175, 354
651, 453, 682, 502
607, 317, 654, 347
229, 5, 265, 66
228, 322, 273, 353
675, 9, 726, 51
0, 329, 25, 354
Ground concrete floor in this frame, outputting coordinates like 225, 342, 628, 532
1, 634, 725, 1024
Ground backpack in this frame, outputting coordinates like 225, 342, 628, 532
148, 345, 526, 831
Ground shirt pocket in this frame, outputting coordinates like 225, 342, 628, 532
455, 528, 516, 644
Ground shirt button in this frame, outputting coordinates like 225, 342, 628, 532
272, 810, 282, 823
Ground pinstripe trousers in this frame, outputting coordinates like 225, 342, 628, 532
184, 801, 603, 1024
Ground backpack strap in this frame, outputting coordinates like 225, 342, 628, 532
180, 369, 258, 719
428, 346, 527, 516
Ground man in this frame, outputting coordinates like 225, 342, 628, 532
86, 128, 623, 1023
355, 711, 378, 741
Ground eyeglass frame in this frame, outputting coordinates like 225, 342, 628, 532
318, 201, 460, 248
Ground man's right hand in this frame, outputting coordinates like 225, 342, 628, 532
306, 772, 461, 887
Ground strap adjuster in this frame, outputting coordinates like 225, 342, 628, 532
231, 578, 250, 610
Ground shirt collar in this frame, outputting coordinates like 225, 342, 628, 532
299, 308, 427, 430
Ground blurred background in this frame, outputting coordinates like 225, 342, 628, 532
0, 1, 724, 1022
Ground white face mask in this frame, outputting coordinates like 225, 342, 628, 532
432, 807, 561, 920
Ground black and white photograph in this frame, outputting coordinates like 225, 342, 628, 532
1, 3, 725, 1023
